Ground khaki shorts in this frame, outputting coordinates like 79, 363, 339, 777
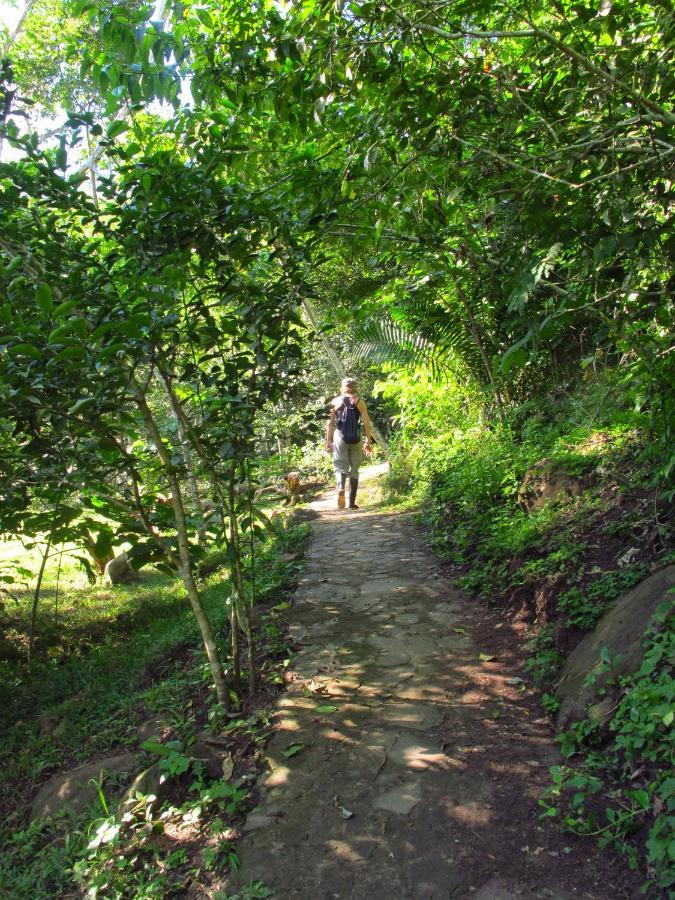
333, 430, 363, 477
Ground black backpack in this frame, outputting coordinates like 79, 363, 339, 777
335, 396, 361, 444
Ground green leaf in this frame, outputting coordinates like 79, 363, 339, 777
11, 343, 42, 359
68, 397, 97, 415
54, 345, 86, 362
195, 8, 213, 27
107, 120, 129, 139
281, 742, 306, 758
140, 739, 172, 757
36, 283, 53, 313
315, 705, 338, 714
48, 323, 75, 344
53, 300, 78, 318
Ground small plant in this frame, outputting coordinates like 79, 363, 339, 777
203, 837, 240, 873
525, 626, 564, 690
541, 601, 675, 893
557, 564, 649, 629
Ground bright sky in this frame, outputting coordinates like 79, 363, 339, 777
0, 1, 21, 31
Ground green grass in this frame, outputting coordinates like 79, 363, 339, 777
0, 516, 311, 899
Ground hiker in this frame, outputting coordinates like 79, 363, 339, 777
325, 377, 373, 509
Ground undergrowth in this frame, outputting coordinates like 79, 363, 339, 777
380, 369, 674, 891
540, 600, 674, 894
0, 515, 309, 899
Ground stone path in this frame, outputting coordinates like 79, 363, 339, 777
232, 465, 639, 899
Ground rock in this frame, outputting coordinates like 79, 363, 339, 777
556, 566, 675, 729
517, 458, 585, 512
136, 716, 172, 744
104, 552, 138, 585
121, 761, 169, 808
181, 739, 229, 779
31, 752, 137, 821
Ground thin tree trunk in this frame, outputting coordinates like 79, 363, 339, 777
157, 369, 256, 693
159, 372, 207, 547
230, 602, 241, 690
301, 297, 391, 458
85, 125, 99, 207
128, 374, 230, 711
28, 533, 53, 663
227, 461, 256, 696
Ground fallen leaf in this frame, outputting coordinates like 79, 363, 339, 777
315, 705, 338, 714
618, 547, 639, 567
282, 742, 306, 758
307, 679, 326, 694
333, 794, 354, 819
452, 627, 467, 634
221, 756, 234, 780
479, 653, 496, 662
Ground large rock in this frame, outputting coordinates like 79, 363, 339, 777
120, 761, 170, 809
518, 458, 585, 512
556, 566, 675, 728
104, 552, 138, 585
31, 752, 137, 820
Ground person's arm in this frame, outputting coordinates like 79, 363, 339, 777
325, 408, 335, 452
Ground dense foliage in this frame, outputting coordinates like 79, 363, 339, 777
0, 0, 672, 893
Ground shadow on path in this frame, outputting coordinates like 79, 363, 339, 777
231, 465, 640, 899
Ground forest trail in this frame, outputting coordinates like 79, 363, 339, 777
232, 465, 639, 899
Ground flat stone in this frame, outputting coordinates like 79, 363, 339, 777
379, 701, 443, 731
373, 779, 422, 814
243, 813, 275, 832
428, 605, 464, 627
31, 752, 137, 820
387, 733, 453, 771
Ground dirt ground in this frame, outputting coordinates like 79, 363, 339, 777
229, 464, 643, 899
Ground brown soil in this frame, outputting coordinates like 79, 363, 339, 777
223, 464, 644, 900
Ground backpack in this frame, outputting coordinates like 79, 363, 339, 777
335, 396, 361, 444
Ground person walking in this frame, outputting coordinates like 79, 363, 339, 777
325, 377, 373, 509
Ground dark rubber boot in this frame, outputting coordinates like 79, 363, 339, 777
348, 478, 359, 508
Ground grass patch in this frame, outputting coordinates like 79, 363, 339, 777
0, 515, 311, 899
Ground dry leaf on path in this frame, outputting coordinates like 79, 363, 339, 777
333, 794, 354, 819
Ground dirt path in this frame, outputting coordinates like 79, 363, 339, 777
232, 465, 640, 899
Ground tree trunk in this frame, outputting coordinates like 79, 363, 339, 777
156, 370, 256, 694
227, 461, 256, 696
301, 297, 390, 458
159, 372, 208, 547
128, 373, 230, 711
28, 533, 52, 663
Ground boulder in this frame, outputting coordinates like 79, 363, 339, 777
31, 752, 137, 821
104, 552, 138, 585
555, 566, 675, 729
517, 458, 585, 512
136, 715, 172, 744
120, 761, 170, 809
